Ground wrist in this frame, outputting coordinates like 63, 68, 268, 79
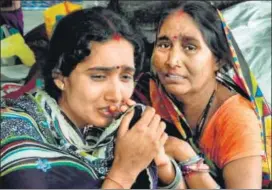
109, 160, 138, 188
158, 158, 183, 189
157, 158, 175, 185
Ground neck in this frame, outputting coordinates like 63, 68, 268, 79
58, 97, 86, 128
176, 79, 217, 129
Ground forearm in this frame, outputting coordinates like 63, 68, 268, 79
184, 172, 219, 189
158, 158, 187, 189
157, 159, 175, 185
177, 154, 219, 189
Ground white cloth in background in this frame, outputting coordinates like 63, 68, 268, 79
223, 1, 271, 105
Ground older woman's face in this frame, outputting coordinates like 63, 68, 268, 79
59, 38, 135, 128
152, 11, 218, 98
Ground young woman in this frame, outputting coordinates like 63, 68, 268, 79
1, 7, 184, 189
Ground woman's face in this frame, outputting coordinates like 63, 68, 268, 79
58, 38, 135, 128
152, 11, 218, 98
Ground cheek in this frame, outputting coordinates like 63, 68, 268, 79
187, 56, 215, 79
152, 51, 167, 72
68, 78, 100, 105
123, 82, 134, 98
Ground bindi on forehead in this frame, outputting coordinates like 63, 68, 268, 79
172, 35, 179, 41
112, 33, 121, 41
177, 10, 184, 17
87, 65, 135, 72
170, 34, 194, 43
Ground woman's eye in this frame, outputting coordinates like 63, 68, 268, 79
184, 44, 197, 51
156, 42, 171, 49
121, 74, 134, 81
90, 75, 106, 81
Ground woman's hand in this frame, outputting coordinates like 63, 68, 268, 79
165, 136, 197, 162
104, 106, 166, 189
109, 99, 136, 114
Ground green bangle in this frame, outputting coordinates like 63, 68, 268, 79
158, 158, 183, 189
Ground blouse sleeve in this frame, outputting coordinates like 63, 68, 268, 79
200, 95, 263, 169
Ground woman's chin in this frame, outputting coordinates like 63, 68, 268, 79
91, 118, 114, 128
164, 84, 190, 96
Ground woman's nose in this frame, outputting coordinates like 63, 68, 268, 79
166, 46, 183, 68
104, 81, 123, 104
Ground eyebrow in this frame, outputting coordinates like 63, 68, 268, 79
157, 34, 199, 43
87, 66, 136, 72
157, 36, 170, 42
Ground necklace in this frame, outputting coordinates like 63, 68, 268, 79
194, 89, 216, 141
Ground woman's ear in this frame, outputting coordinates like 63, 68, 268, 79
54, 78, 65, 91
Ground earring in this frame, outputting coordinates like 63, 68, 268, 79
61, 83, 64, 90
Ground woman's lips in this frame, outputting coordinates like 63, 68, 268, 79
161, 73, 186, 83
99, 107, 121, 118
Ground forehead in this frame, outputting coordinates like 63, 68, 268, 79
158, 11, 203, 39
77, 38, 135, 70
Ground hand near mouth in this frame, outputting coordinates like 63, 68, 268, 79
108, 99, 136, 116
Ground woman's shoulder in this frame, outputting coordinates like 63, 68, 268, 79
0, 134, 102, 189
208, 93, 261, 136
215, 93, 258, 122
1, 93, 48, 142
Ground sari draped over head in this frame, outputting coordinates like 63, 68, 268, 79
0, 90, 157, 188
133, 8, 271, 188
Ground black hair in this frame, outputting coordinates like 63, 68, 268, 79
156, 1, 233, 70
42, 6, 145, 101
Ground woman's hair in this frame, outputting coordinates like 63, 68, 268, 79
43, 7, 145, 100
156, 1, 233, 70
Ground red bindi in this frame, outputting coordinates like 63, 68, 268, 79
177, 10, 184, 16
112, 33, 121, 41
172, 35, 178, 41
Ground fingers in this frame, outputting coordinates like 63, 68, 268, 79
148, 114, 161, 132
157, 121, 166, 139
159, 132, 168, 146
120, 99, 136, 112
109, 99, 136, 113
117, 109, 135, 138
126, 99, 136, 107
134, 106, 156, 128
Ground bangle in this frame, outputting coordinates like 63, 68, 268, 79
158, 158, 183, 189
178, 154, 203, 167
105, 175, 124, 189
181, 159, 210, 177
215, 184, 221, 189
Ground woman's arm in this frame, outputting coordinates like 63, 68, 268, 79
223, 156, 262, 188
165, 137, 219, 189
154, 140, 187, 188
165, 136, 263, 189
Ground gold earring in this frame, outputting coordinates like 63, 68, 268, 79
60, 83, 64, 90
61, 83, 65, 90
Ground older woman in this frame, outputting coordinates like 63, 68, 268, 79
133, 1, 271, 189
0, 7, 184, 189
